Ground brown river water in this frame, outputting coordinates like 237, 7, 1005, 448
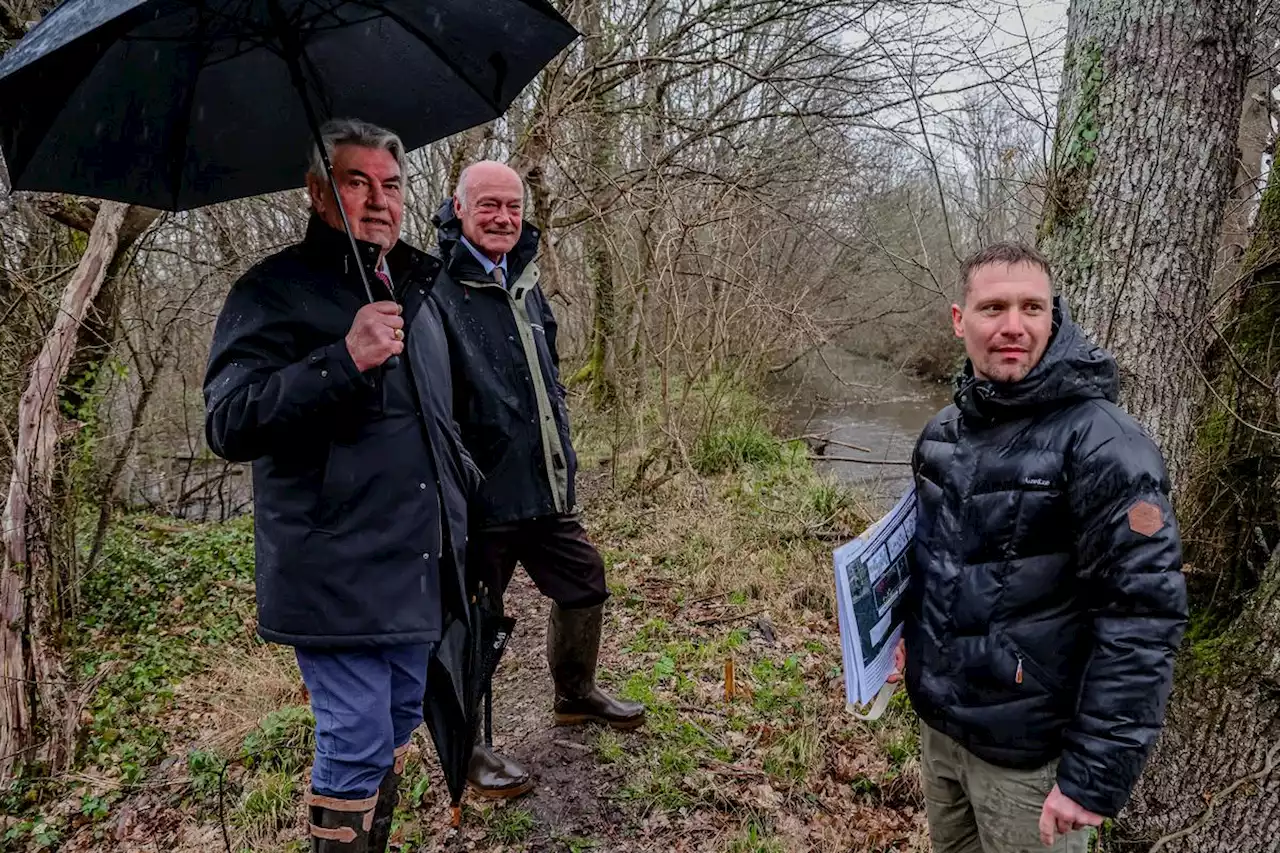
769, 347, 955, 514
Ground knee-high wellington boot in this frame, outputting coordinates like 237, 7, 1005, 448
547, 601, 646, 729
366, 742, 409, 853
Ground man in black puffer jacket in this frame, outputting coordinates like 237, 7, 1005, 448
896, 242, 1187, 852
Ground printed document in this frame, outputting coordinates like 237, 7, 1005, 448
832, 484, 916, 709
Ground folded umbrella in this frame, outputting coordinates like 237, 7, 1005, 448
423, 582, 514, 826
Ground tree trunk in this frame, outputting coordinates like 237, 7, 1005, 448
627, 0, 667, 382
446, 124, 490, 198
1184, 166, 1280, 618
575, 0, 620, 407
0, 200, 130, 777
1117, 547, 1280, 852
1180, 11, 1280, 620
1037, 0, 1257, 498
512, 75, 563, 298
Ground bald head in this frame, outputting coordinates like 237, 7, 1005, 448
454, 160, 524, 262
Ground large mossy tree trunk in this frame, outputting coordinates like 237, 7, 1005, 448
1118, 546, 1280, 852
1036, 3, 1280, 849
1128, 71, 1280, 851
1185, 174, 1280, 619
1037, 0, 1257, 498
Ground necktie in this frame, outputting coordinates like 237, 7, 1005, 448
376, 268, 393, 298
493, 266, 506, 289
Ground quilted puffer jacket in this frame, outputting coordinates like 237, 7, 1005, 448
905, 297, 1188, 817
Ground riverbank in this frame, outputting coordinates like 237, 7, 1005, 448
1, 386, 928, 853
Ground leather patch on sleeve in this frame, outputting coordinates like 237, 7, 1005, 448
1127, 500, 1164, 536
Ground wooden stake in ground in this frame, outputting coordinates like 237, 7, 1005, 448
0, 200, 130, 778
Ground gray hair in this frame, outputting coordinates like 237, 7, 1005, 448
307, 118, 405, 181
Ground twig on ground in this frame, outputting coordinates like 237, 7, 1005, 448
787, 433, 874, 454
681, 590, 734, 609
694, 607, 766, 626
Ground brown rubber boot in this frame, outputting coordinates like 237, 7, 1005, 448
547, 601, 646, 729
367, 742, 409, 853
466, 740, 534, 798
305, 790, 377, 853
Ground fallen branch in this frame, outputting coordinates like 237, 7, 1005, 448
809, 454, 912, 466
786, 433, 873, 454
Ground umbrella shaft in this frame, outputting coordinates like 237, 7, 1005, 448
268, 0, 376, 305
485, 687, 492, 745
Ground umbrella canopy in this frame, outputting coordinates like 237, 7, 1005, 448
0, 0, 577, 210
424, 584, 514, 825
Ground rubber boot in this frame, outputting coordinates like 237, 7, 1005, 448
367, 742, 409, 853
305, 790, 376, 853
547, 601, 646, 729
466, 739, 535, 798
465, 689, 533, 799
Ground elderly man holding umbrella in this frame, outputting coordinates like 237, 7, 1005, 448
203, 118, 479, 852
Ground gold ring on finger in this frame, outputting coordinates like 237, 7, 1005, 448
394, 329, 404, 340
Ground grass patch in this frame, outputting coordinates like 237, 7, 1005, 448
74, 514, 258, 782
240, 705, 314, 774
233, 771, 296, 834
483, 805, 537, 844
694, 420, 784, 475
726, 820, 786, 853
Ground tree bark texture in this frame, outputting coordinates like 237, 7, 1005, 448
1038, 0, 1257, 498
1120, 549, 1280, 852
1185, 165, 1280, 613
512, 76, 563, 299
0, 200, 129, 777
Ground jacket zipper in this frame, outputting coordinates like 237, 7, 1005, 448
1015, 655, 1024, 685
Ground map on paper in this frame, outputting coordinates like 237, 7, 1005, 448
832, 484, 916, 708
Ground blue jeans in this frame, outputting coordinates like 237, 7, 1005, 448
295, 643, 433, 799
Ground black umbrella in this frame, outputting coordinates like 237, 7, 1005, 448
0, 0, 577, 306
424, 582, 514, 826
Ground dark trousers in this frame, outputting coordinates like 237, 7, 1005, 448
294, 643, 432, 799
467, 513, 608, 609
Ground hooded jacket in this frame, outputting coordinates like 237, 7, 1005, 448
203, 215, 479, 647
426, 197, 577, 527
905, 297, 1188, 818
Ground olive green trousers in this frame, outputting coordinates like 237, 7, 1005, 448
920, 723, 1092, 853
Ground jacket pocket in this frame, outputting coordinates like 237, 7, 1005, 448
313, 441, 362, 534
1001, 634, 1063, 692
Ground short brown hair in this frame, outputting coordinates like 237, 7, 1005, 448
958, 241, 1053, 303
